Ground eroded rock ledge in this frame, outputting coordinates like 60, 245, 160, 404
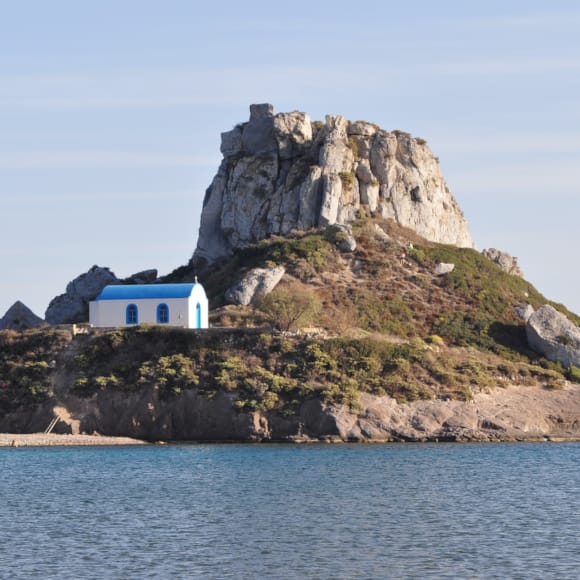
4, 384, 578, 443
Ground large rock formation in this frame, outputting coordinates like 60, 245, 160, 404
482, 248, 523, 277
0, 301, 46, 330
526, 305, 580, 368
193, 104, 474, 266
225, 266, 286, 306
45, 266, 119, 324
45, 267, 161, 325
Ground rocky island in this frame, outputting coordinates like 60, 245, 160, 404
1, 104, 579, 443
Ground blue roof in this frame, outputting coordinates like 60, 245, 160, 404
95, 283, 202, 301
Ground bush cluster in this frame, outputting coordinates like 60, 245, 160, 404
0, 329, 71, 412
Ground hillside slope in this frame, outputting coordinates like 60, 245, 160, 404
2, 218, 579, 442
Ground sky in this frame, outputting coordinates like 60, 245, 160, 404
1, 0, 579, 318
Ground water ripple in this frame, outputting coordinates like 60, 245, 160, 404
0, 443, 579, 579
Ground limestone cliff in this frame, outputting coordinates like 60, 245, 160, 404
193, 104, 473, 265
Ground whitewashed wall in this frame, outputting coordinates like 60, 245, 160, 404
90, 297, 193, 328
189, 284, 209, 329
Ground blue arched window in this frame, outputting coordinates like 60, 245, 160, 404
126, 304, 138, 325
196, 303, 202, 329
157, 303, 169, 324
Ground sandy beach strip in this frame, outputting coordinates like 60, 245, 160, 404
0, 433, 148, 447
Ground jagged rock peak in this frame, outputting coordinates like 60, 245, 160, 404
225, 266, 286, 306
193, 103, 474, 265
0, 301, 46, 330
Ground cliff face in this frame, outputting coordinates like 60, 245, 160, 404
3, 376, 580, 444
193, 104, 474, 266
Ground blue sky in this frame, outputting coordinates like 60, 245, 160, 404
1, 0, 579, 318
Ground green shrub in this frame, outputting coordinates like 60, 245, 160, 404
338, 171, 355, 191
426, 334, 445, 346
322, 378, 360, 410
347, 137, 359, 159
257, 283, 322, 332
567, 366, 580, 383
138, 354, 198, 398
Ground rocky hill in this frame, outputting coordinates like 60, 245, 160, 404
2, 220, 580, 442
193, 104, 473, 267
2, 104, 580, 442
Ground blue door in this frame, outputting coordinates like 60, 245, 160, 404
196, 303, 201, 329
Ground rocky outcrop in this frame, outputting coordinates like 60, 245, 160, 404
45, 266, 161, 325
45, 266, 119, 324
322, 386, 580, 442
434, 262, 455, 276
225, 266, 285, 306
324, 224, 357, 252
193, 104, 474, 266
4, 382, 579, 443
526, 305, 580, 368
482, 248, 524, 277
516, 304, 535, 323
126, 269, 158, 284
0, 301, 46, 330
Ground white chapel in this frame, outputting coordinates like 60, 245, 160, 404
89, 282, 209, 329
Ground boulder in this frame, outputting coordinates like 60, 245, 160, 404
434, 262, 455, 276
324, 224, 357, 253
482, 248, 524, 277
192, 104, 474, 266
515, 304, 535, 323
45, 266, 119, 324
273, 111, 312, 159
526, 304, 580, 368
225, 267, 286, 306
0, 301, 46, 330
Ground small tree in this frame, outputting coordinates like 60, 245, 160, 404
258, 283, 322, 332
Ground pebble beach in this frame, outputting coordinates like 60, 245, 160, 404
0, 433, 147, 447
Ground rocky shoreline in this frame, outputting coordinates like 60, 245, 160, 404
3, 383, 578, 445
326, 384, 580, 443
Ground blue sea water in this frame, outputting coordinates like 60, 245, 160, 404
0, 443, 579, 579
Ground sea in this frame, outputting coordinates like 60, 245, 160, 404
0, 442, 578, 579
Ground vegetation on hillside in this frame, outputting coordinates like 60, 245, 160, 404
0, 329, 72, 412
63, 327, 568, 414
193, 218, 577, 349
2, 217, 579, 419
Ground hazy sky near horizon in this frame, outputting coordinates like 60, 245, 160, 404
1, 0, 579, 318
